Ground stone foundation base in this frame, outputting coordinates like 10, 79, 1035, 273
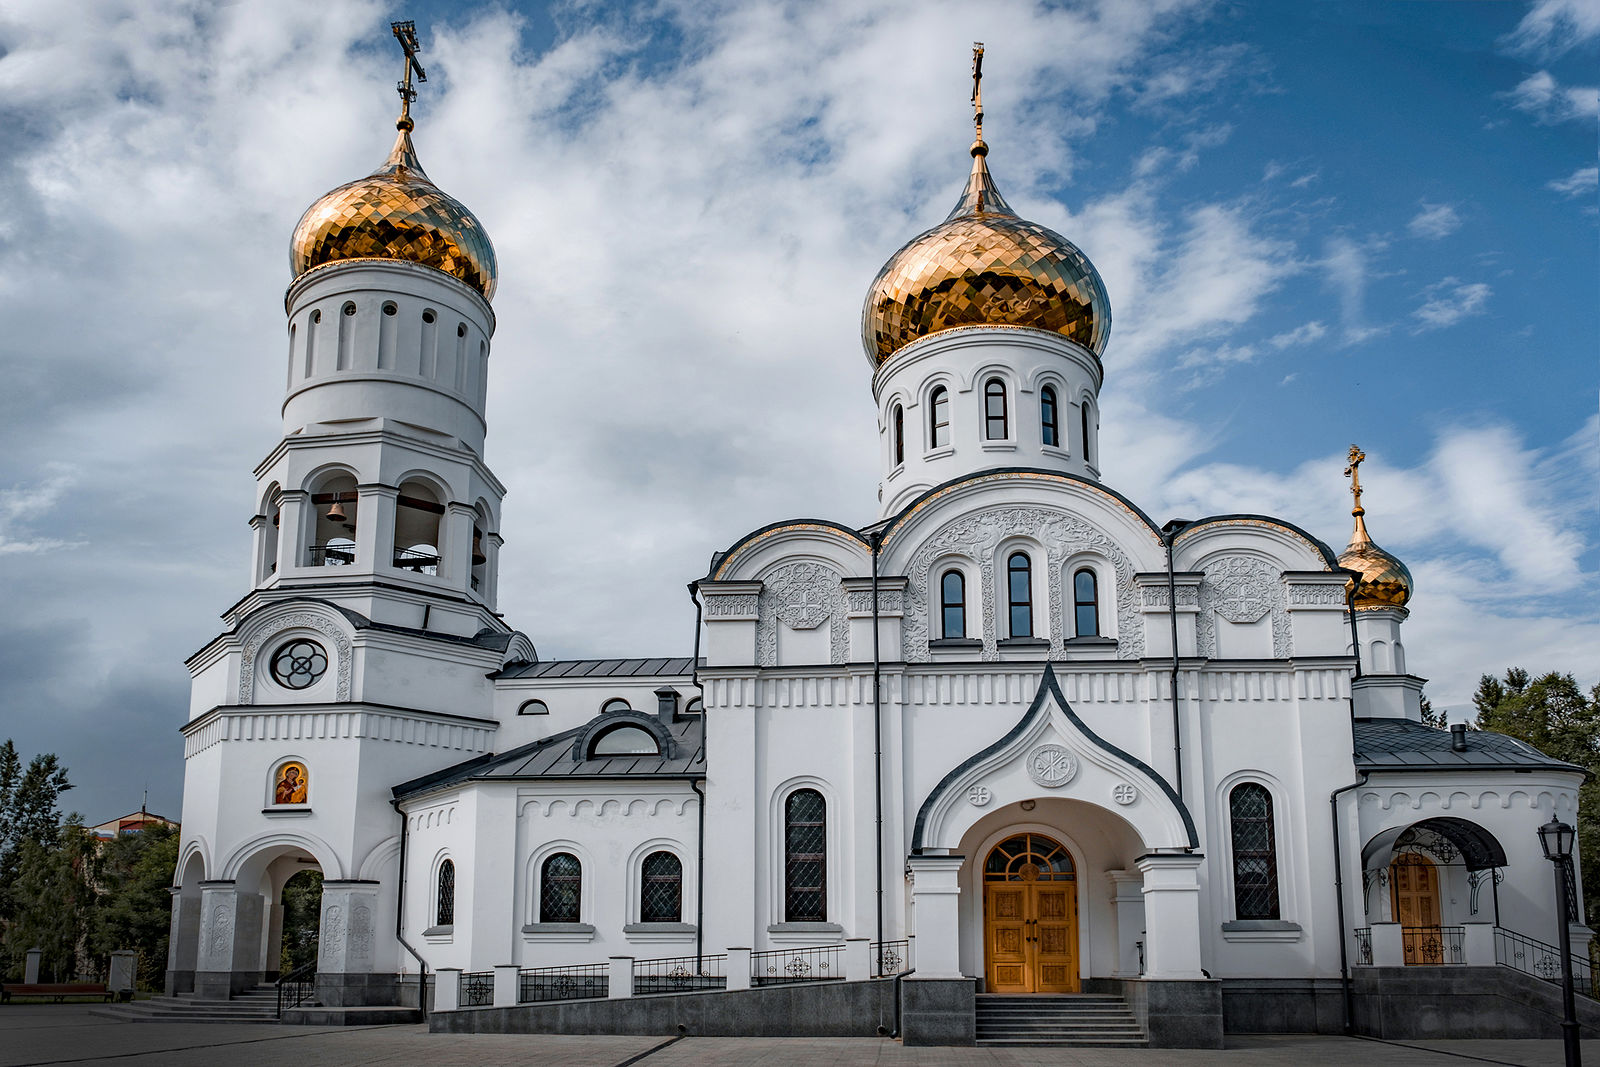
1094, 977, 1224, 1048
899, 977, 976, 1046
314, 972, 401, 1007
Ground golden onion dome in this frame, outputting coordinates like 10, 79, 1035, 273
862, 142, 1110, 366
290, 128, 497, 301
1337, 446, 1413, 610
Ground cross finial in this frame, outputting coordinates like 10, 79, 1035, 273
1344, 444, 1367, 517
970, 42, 987, 157
391, 20, 427, 132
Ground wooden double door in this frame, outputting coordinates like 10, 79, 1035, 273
1391, 853, 1443, 965
983, 833, 1079, 993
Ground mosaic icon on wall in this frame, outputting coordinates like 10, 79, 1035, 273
274, 762, 309, 805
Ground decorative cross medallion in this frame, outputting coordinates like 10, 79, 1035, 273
1026, 744, 1078, 789
1112, 783, 1138, 806
968, 785, 992, 807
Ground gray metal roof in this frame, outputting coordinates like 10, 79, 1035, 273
1352, 718, 1582, 773
496, 656, 699, 679
393, 714, 705, 800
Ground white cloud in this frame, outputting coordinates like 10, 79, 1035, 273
1412, 277, 1491, 330
1268, 320, 1326, 348
1503, 70, 1600, 124
1501, 0, 1600, 58
1407, 202, 1461, 240
1548, 165, 1599, 197
1323, 236, 1386, 344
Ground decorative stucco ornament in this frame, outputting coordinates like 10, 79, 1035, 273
1112, 782, 1138, 806
968, 785, 993, 807
1026, 744, 1078, 789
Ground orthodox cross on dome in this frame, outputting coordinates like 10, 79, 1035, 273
391, 20, 427, 132
970, 42, 986, 154
1344, 444, 1367, 517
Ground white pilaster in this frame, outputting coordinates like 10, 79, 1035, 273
907, 855, 966, 979
1135, 854, 1205, 979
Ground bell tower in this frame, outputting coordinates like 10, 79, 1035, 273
247, 21, 505, 638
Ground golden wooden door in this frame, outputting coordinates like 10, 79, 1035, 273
983, 833, 1079, 993
985, 884, 1031, 993
1390, 853, 1441, 964
1033, 882, 1078, 992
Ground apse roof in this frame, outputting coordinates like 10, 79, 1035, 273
496, 656, 700, 679
392, 714, 705, 800
1352, 718, 1581, 773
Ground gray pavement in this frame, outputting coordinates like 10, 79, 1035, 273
0, 1006, 1577, 1066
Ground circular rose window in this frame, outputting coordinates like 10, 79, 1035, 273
270, 639, 328, 690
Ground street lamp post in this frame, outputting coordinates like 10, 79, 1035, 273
1538, 817, 1582, 1067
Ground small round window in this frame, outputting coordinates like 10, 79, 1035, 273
270, 639, 328, 690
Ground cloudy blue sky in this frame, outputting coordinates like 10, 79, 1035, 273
0, 0, 1595, 821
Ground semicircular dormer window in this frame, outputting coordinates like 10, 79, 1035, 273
601, 697, 632, 715
591, 725, 659, 757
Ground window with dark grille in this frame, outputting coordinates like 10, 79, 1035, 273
784, 790, 826, 922
540, 852, 582, 923
1230, 783, 1280, 920
892, 404, 905, 466
1041, 386, 1059, 447
436, 860, 455, 926
1008, 553, 1033, 638
984, 378, 1008, 440
930, 387, 950, 448
1073, 569, 1099, 636
941, 571, 965, 639
639, 851, 683, 923
1081, 402, 1093, 465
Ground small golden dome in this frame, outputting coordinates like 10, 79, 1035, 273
862, 146, 1110, 366
290, 129, 497, 301
1337, 450, 1414, 610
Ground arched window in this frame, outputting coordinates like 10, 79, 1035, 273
1229, 784, 1280, 920
784, 790, 826, 922
929, 387, 950, 448
539, 853, 581, 923
436, 859, 455, 926
394, 480, 443, 576
1008, 553, 1033, 638
984, 378, 1008, 440
640, 851, 683, 923
684, 697, 704, 715
940, 570, 966, 639
1073, 568, 1099, 637
518, 700, 549, 716
591, 725, 659, 757
892, 404, 905, 466
1041, 386, 1059, 447
1081, 402, 1093, 465
601, 697, 632, 714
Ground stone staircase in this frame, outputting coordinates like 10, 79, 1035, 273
975, 992, 1149, 1047
91, 985, 283, 1024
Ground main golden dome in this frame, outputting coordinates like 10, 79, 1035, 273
862, 144, 1110, 366
290, 128, 497, 301
1339, 513, 1414, 611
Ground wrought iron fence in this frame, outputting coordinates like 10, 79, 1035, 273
1403, 926, 1465, 965
308, 542, 355, 567
1496, 927, 1598, 998
459, 970, 494, 1008
1353, 927, 1372, 966
275, 960, 316, 1017
633, 954, 727, 994
750, 944, 844, 986
518, 962, 609, 1003
393, 547, 440, 575
870, 940, 910, 977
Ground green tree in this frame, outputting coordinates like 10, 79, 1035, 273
1473, 668, 1600, 927
0, 741, 73, 922
279, 870, 323, 973
3, 816, 98, 982
90, 823, 181, 990
1420, 694, 1448, 730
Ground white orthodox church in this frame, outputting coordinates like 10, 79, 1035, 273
163, 36, 1589, 1047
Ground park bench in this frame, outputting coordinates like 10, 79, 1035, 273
0, 982, 118, 1003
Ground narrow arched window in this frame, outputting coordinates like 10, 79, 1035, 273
1008, 553, 1033, 638
784, 790, 826, 922
1073, 569, 1099, 637
540, 853, 581, 923
1041, 386, 1059, 447
985, 378, 1008, 440
1230, 784, 1280, 920
892, 404, 905, 466
435, 860, 455, 926
1081, 402, 1093, 465
640, 851, 683, 923
940, 570, 966, 639
929, 387, 950, 448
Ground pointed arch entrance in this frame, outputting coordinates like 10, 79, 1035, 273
983, 832, 1078, 993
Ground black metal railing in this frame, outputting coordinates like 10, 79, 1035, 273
459, 970, 494, 1007
871, 940, 910, 977
1496, 926, 1598, 998
1353, 927, 1372, 966
518, 962, 608, 1003
750, 944, 844, 986
1403, 925, 1466, 965
308, 542, 355, 567
633, 953, 727, 995
275, 961, 316, 1017
393, 546, 440, 575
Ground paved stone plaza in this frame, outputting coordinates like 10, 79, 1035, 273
0, 1007, 1581, 1066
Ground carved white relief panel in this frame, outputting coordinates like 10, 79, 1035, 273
756, 561, 849, 666
239, 612, 353, 704
1196, 556, 1291, 659
902, 506, 1144, 662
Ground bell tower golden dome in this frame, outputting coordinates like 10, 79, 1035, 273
1338, 445, 1414, 610
289, 21, 497, 300
862, 44, 1110, 366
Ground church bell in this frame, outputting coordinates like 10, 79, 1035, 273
326, 500, 348, 523
472, 531, 487, 566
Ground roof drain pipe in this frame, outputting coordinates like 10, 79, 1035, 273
390, 799, 429, 1019
1161, 520, 1189, 802
685, 582, 707, 971
871, 531, 885, 974
1330, 770, 1368, 1035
